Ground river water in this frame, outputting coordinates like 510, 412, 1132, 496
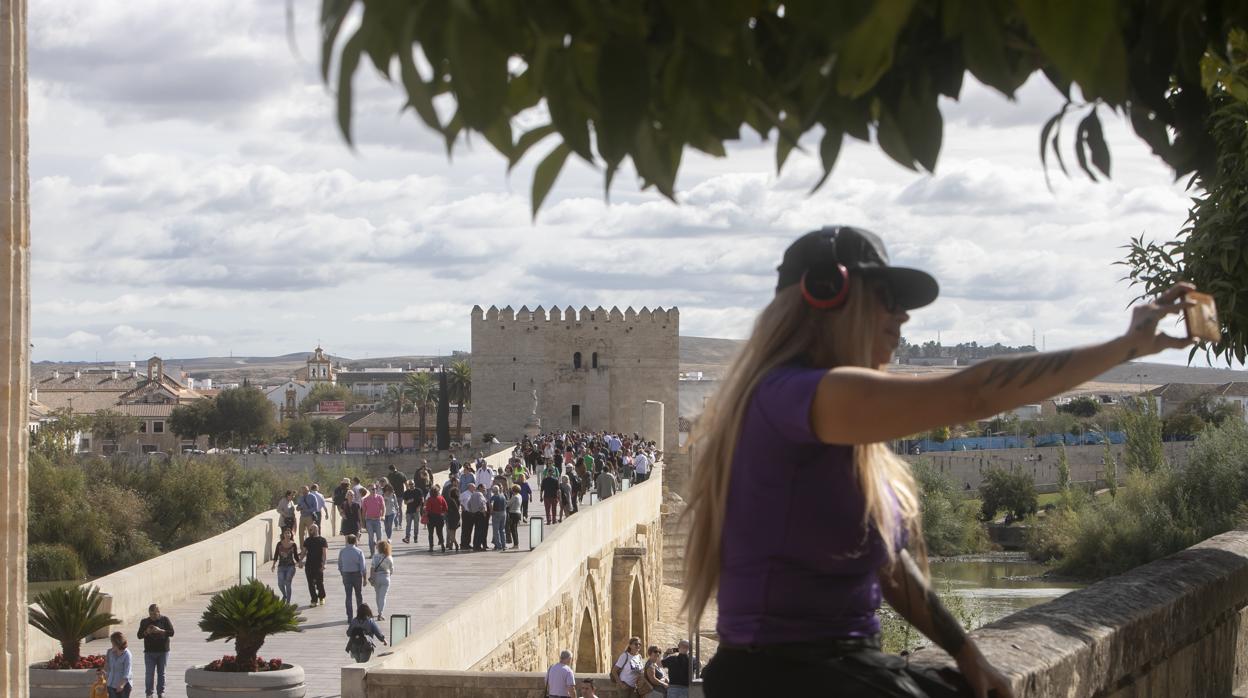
929, 553, 1084, 629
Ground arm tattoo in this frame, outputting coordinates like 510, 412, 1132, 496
979, 350, 1074, 389
1124, 347, 1139, 361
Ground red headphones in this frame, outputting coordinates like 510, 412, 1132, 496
799, 265, 850, 310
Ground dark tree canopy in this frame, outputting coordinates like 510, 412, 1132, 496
323, 1, 1248, 360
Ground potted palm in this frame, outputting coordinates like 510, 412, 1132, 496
185, 579, 306, 698
28, 585, 119, 698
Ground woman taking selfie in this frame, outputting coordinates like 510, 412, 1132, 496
684, 226, 1194, 697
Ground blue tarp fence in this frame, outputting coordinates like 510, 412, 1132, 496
912, 431, 1127, 453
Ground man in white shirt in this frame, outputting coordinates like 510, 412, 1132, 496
545, 649, 576, 698
632, 451, 651, 483
477, 464, 495, 490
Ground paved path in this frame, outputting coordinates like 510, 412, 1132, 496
80, 473, 608, 698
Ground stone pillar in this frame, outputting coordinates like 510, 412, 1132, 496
0, 1, 28, 696
642, 400, 664, 452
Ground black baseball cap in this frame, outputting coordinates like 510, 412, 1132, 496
776, 226, 939, 310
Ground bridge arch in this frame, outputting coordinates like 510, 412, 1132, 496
610, 547, 650, 655
574, 573, 604, 673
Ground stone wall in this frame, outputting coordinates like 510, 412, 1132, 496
470, 305, 679, 450
902, 441, 1196, 491
909, 527, 1248, 696
361, 671, 699, 698
348, 470, 665, 698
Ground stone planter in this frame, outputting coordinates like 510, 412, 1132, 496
28, 665, 98, 698
185, 664, 305, 698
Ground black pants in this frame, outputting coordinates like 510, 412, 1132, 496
460, 513, 475, 549
472, 512, 488, 549
703, 641, 971, 697
427, 514, 445, 549
506, 512, 521, 546
305, 565, 325, 602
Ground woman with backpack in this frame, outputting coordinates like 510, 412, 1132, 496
344, 604, 387, 663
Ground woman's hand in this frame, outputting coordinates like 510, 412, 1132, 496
954, 642, 1014, 698
1123, 281, 1197, 358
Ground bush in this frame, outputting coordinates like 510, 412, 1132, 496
28, 585, 119, 665
912, 461, 989, 557
978, 468, 1038, 521
27, 544, 86, 582
199, 579, 304, 668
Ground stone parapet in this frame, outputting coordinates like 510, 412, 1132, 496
909, 527, 1248, 696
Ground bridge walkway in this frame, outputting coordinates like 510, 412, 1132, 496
77, 473, 609, 698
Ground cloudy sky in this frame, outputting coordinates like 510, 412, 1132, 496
29, 1, 1224, 367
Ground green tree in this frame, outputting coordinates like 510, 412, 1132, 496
298, 383, 355, 415
285, 419, 315, 452
1103, 440, 1118, 498
90, 409, 140, 449
32, 407, 85, 458
1121, 397, 1165, 473
1162, 412, 1206, 440
379, 384, 409, 450
978, 468, 1038, 522
927, 425, 950, 443
210, 387, 276, 448
199, 579, 303, 668
1058, 396, 1101, 418
169, 400, 215, 443
447, 359, 471, 442
28, 585, 120, 665
912, 461, 987, 557
404, 372, 439, 450
311, 418, 347, 452
1057, 444, 1071, 493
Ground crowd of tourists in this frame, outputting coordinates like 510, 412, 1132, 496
542, 637, 700, 698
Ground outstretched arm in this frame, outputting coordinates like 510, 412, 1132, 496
812, 282, 1194, 445
879, 551, 1013, 698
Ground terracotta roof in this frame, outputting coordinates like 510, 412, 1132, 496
346, 410, 472, 430
36, 391, 124, 414
111, 404, 178, 417
336, 372, 410, 384
1146, 383, 1219, 401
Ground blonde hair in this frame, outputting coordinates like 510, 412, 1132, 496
682, 279, 926, 627
378, 540, 392, 556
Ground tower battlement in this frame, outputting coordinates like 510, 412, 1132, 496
471, 305, 679, 325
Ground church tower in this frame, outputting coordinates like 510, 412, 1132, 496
307, 346, 334, 383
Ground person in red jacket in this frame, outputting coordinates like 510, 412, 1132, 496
424, 485, 448, 552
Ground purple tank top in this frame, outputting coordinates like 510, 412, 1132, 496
716, 364, 900, 645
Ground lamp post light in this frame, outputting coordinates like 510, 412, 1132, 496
589, 492, 599, 507
622, 479, 631, 491
239, 550, 257, 585
389, 614, 411, 645
528, 517, 543, 548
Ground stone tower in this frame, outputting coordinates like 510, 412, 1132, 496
470, 305, 679, 450
307, 346, 333, 383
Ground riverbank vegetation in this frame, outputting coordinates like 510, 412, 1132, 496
1025, 418, 1248, 579
27, 452, 352, 581
914, 462, 989, 557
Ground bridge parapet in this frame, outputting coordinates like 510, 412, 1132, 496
910, 527, 1248, 696
348, 468, 666, 698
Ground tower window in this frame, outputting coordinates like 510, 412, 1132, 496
591, 352, 598, 368
573, 352, 582, 369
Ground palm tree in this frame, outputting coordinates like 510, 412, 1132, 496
380, 384, 409, 451
198, 579, 303, 667
447, 360, 471, 442
404, 372, 439, 451
28, 585, 120, 665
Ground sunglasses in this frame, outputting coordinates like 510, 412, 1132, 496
870, 281, 901, 314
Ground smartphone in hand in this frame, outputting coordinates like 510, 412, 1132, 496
1184, 291, 1222, 343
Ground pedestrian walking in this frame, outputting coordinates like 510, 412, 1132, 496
271, 528, 301, 604
344, 604, 387, 663
610, 637, 645, 694
465, 484, 489, 551
303, 524, 329, 607
337, 534, 367, 622
402, 480, 423, 544
382, 484, 400, 540
339, 490, 361, 542
443, 483, 461, 551
276, 491, 297, 532
545, 649, 576, 698
506, 485, 522, 549
385, 464, 407, 497
559, 475, 573, 521
519, 478, 532, 521
367, 540, 394, 620
595, 469, 616, 500
136, 605, 173, 698
488, 486, 508, 551
425, 484, 448, 552
541, 471, 560, 525
105, 632, 132, 698
360, 485, 386, 556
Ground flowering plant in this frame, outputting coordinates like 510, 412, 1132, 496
204, 655, 285, 673
45, 653, 106, 670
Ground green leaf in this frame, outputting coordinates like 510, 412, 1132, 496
809, 127, 844, 193
596, 36, 651, 166
397, 13, 442, 132
1017, 0, 1128, 103
835, 0, 917, 97
335, 30, 365, 146
531, 142, 572, 219
319, 0, 353, 83
877, 106, 917, 170
509, 123, 557, 172
445, 6, 510, 131
1083, 109, 1111, 178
